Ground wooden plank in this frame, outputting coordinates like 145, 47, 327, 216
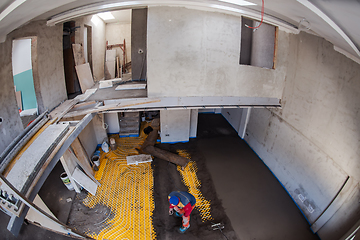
63, 99, 161, 118
71, 138, 95, 177
49, 99, 79, 120
116, 57, 120, 78
72, 167, 98, 196
115, 83, 146, 90
15, 91, 22, 110
63, 102, 102, 119
72, 43, 85, 66
75, 63, 95, 93
99, 80, 113, 89
74, 88, 97, 102
72, 101, 97, 110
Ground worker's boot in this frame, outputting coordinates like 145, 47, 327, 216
178, 224, 190, 234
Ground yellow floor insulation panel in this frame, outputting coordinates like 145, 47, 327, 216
82, 131, 156, 240
77, 123, 213, 239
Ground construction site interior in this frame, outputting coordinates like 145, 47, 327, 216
0, 1, 360, 240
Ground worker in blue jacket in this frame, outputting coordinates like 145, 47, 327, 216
168, 191, 196, 233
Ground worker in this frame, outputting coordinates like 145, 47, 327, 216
168, 191, 196, 233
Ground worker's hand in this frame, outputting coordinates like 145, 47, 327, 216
169, 208, 174, 215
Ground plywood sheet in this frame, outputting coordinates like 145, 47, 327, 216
72, 167, 98, 195
75, 63, 94, 93
72, 44, 86, 66
105, 61, 116, 79
99, 80, 113, 89
71, 138, 94, 177
106, 49, 116, 62
115, 83, 146, 90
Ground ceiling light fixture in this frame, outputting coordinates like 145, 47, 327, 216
218, 0, 256, 6
97, 12, 115, 21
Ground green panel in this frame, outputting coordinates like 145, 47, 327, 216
13, 69, 37, 110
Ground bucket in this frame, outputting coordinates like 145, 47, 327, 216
92, 155, 100, 167
60, 172, 74, 191
110, 138, 117, 151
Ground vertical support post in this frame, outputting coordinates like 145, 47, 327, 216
238, 108, 251, 139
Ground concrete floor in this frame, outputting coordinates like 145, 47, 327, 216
197, 113, 320, 240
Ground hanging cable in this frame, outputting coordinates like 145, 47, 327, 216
245, 0, 264, 29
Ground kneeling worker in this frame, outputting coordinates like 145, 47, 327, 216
168, 191, 196, 233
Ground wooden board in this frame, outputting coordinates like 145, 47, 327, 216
72, 44, 86, 66
15, 91, 22, 110
126, 154, 152, 165
71, 138, 94, 177
99, 80, 113, 89
106, 49, 116, 62
115, 83, 147, 90
72, 167, 98, 196
75, 63, 95, 93
49, 99, 79, 120
105, 61, 116, 79
74, 88, 97, 102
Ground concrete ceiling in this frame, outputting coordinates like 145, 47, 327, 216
1, 0, 359, 62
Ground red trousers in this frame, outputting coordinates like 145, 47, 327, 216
174, 205, 194, 228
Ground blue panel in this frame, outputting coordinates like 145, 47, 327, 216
13, 69, 37, 110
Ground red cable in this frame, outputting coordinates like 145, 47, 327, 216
245, 0, 264, 29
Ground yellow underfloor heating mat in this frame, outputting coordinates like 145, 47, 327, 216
176, 150, 213, 222
81, 128, 156, 240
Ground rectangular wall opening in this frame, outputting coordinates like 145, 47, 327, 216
12, 37, 38, 127
240, 17, 277, 69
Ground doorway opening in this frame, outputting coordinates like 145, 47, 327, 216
12, 37, 38, 128
63, 21, 81, 99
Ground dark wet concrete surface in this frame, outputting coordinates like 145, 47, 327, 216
197, 113, 320, 240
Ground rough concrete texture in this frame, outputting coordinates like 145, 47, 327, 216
197, 113, 319, 240
106, 22, 131, 66
131, 8, 147, 81
0, 20, 66, 154
147, 7, 288, 98
0, 38, 24, 155
160, 109, 191, 143
245, 32, 360, 239
75, 15, 106, 81
250, 21, 275, 69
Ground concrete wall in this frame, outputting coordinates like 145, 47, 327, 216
75, 15, 106, 81
106, 22, 131, 67
244, 32, 360, 240
160, 109, 191, 143
0, 20, 66, 154
147, 7, 288, 98
132, 8, 147, 80
221, 108, 243, 133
